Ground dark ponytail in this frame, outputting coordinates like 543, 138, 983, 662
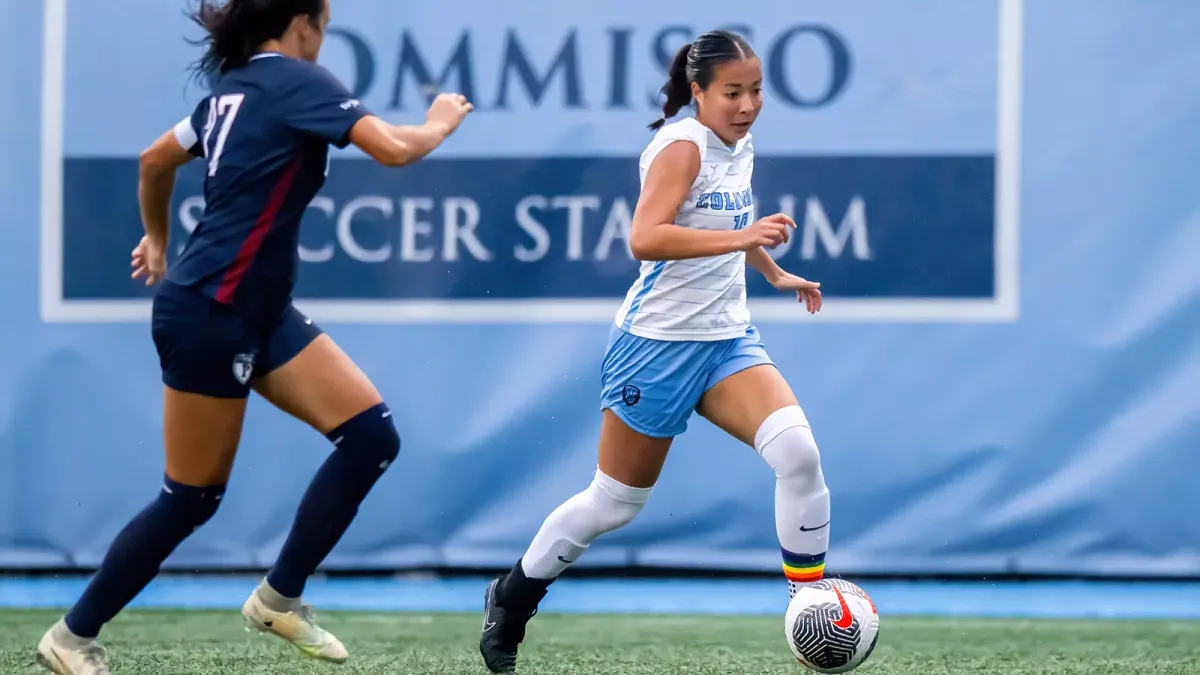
648, 30, 756, 131
188, 0, 324, 83
648, 44, 694, 131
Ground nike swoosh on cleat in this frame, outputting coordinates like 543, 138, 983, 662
557, 555, 575, 564
483, 584, 497, 631
46, 646, 69, 672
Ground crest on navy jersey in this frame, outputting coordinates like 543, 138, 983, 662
232, 353, 255, 385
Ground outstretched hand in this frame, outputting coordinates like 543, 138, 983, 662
770, 273, 822, 314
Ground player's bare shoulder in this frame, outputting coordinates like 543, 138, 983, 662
640, 117, 710, 173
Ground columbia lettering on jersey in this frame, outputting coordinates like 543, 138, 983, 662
615, 117, 755, 341
169, 52, 369, 321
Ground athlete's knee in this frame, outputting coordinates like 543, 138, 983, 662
328, 402, 401, 472
160, 477, 226, 528
755, 406, 824, 485
578, 468, 653, 534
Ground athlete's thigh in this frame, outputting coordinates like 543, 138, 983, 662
597, 410, 674, 488
162, 387, 248, 485
597, 326, 716, 486
696, 328, 798, 447
252, 308, 382, 434
151, 283, 254, 485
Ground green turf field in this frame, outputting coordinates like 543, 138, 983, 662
2, 609, 1197, 674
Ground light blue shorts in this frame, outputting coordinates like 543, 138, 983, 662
600, 324, 775, 438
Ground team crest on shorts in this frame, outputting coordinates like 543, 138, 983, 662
232, 353, 255, 385
621, 384, 641, 406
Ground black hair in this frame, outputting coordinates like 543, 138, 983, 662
648, 30, 755, 131
188, 0, 325, 81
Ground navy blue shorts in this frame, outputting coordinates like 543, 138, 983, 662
151, 281, 323, 398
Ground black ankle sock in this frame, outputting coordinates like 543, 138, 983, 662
497, 559, 552, 611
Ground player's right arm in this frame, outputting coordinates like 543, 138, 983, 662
349, 94, 472, 167
138, 122, 197, 244
132, 111, 204, 285
629, 141, 793, 261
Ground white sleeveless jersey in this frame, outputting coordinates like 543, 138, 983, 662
614, 117, 755, 341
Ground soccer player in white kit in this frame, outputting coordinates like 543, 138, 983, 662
479, 30, 829, 673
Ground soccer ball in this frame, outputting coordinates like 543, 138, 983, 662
784, 579, 880, 673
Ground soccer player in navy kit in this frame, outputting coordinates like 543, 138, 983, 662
36, 1, 472, 673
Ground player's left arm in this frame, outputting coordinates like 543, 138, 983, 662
745, 246, 787, 284
347, 106, 467, 168
280, 63, 470, 167
746, 246, 823, 314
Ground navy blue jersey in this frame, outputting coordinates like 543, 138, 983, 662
168, 52, 369, 321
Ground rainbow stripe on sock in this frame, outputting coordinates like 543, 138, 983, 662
782, 549, 826, 583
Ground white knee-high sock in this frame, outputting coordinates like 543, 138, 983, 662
519, 468, 653, 580
755, 406, 830, 597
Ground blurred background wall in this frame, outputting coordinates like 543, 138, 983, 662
0, 0, 1197, 578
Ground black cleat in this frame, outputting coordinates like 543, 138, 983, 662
479, 577, 541, 673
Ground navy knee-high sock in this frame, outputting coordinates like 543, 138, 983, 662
266, 404, 399, 599
64, 478, 225, 638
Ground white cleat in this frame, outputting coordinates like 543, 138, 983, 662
242, 590, 349, 663
36, 621, 110, 675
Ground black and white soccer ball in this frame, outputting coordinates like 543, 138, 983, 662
785, 579, 880, 673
